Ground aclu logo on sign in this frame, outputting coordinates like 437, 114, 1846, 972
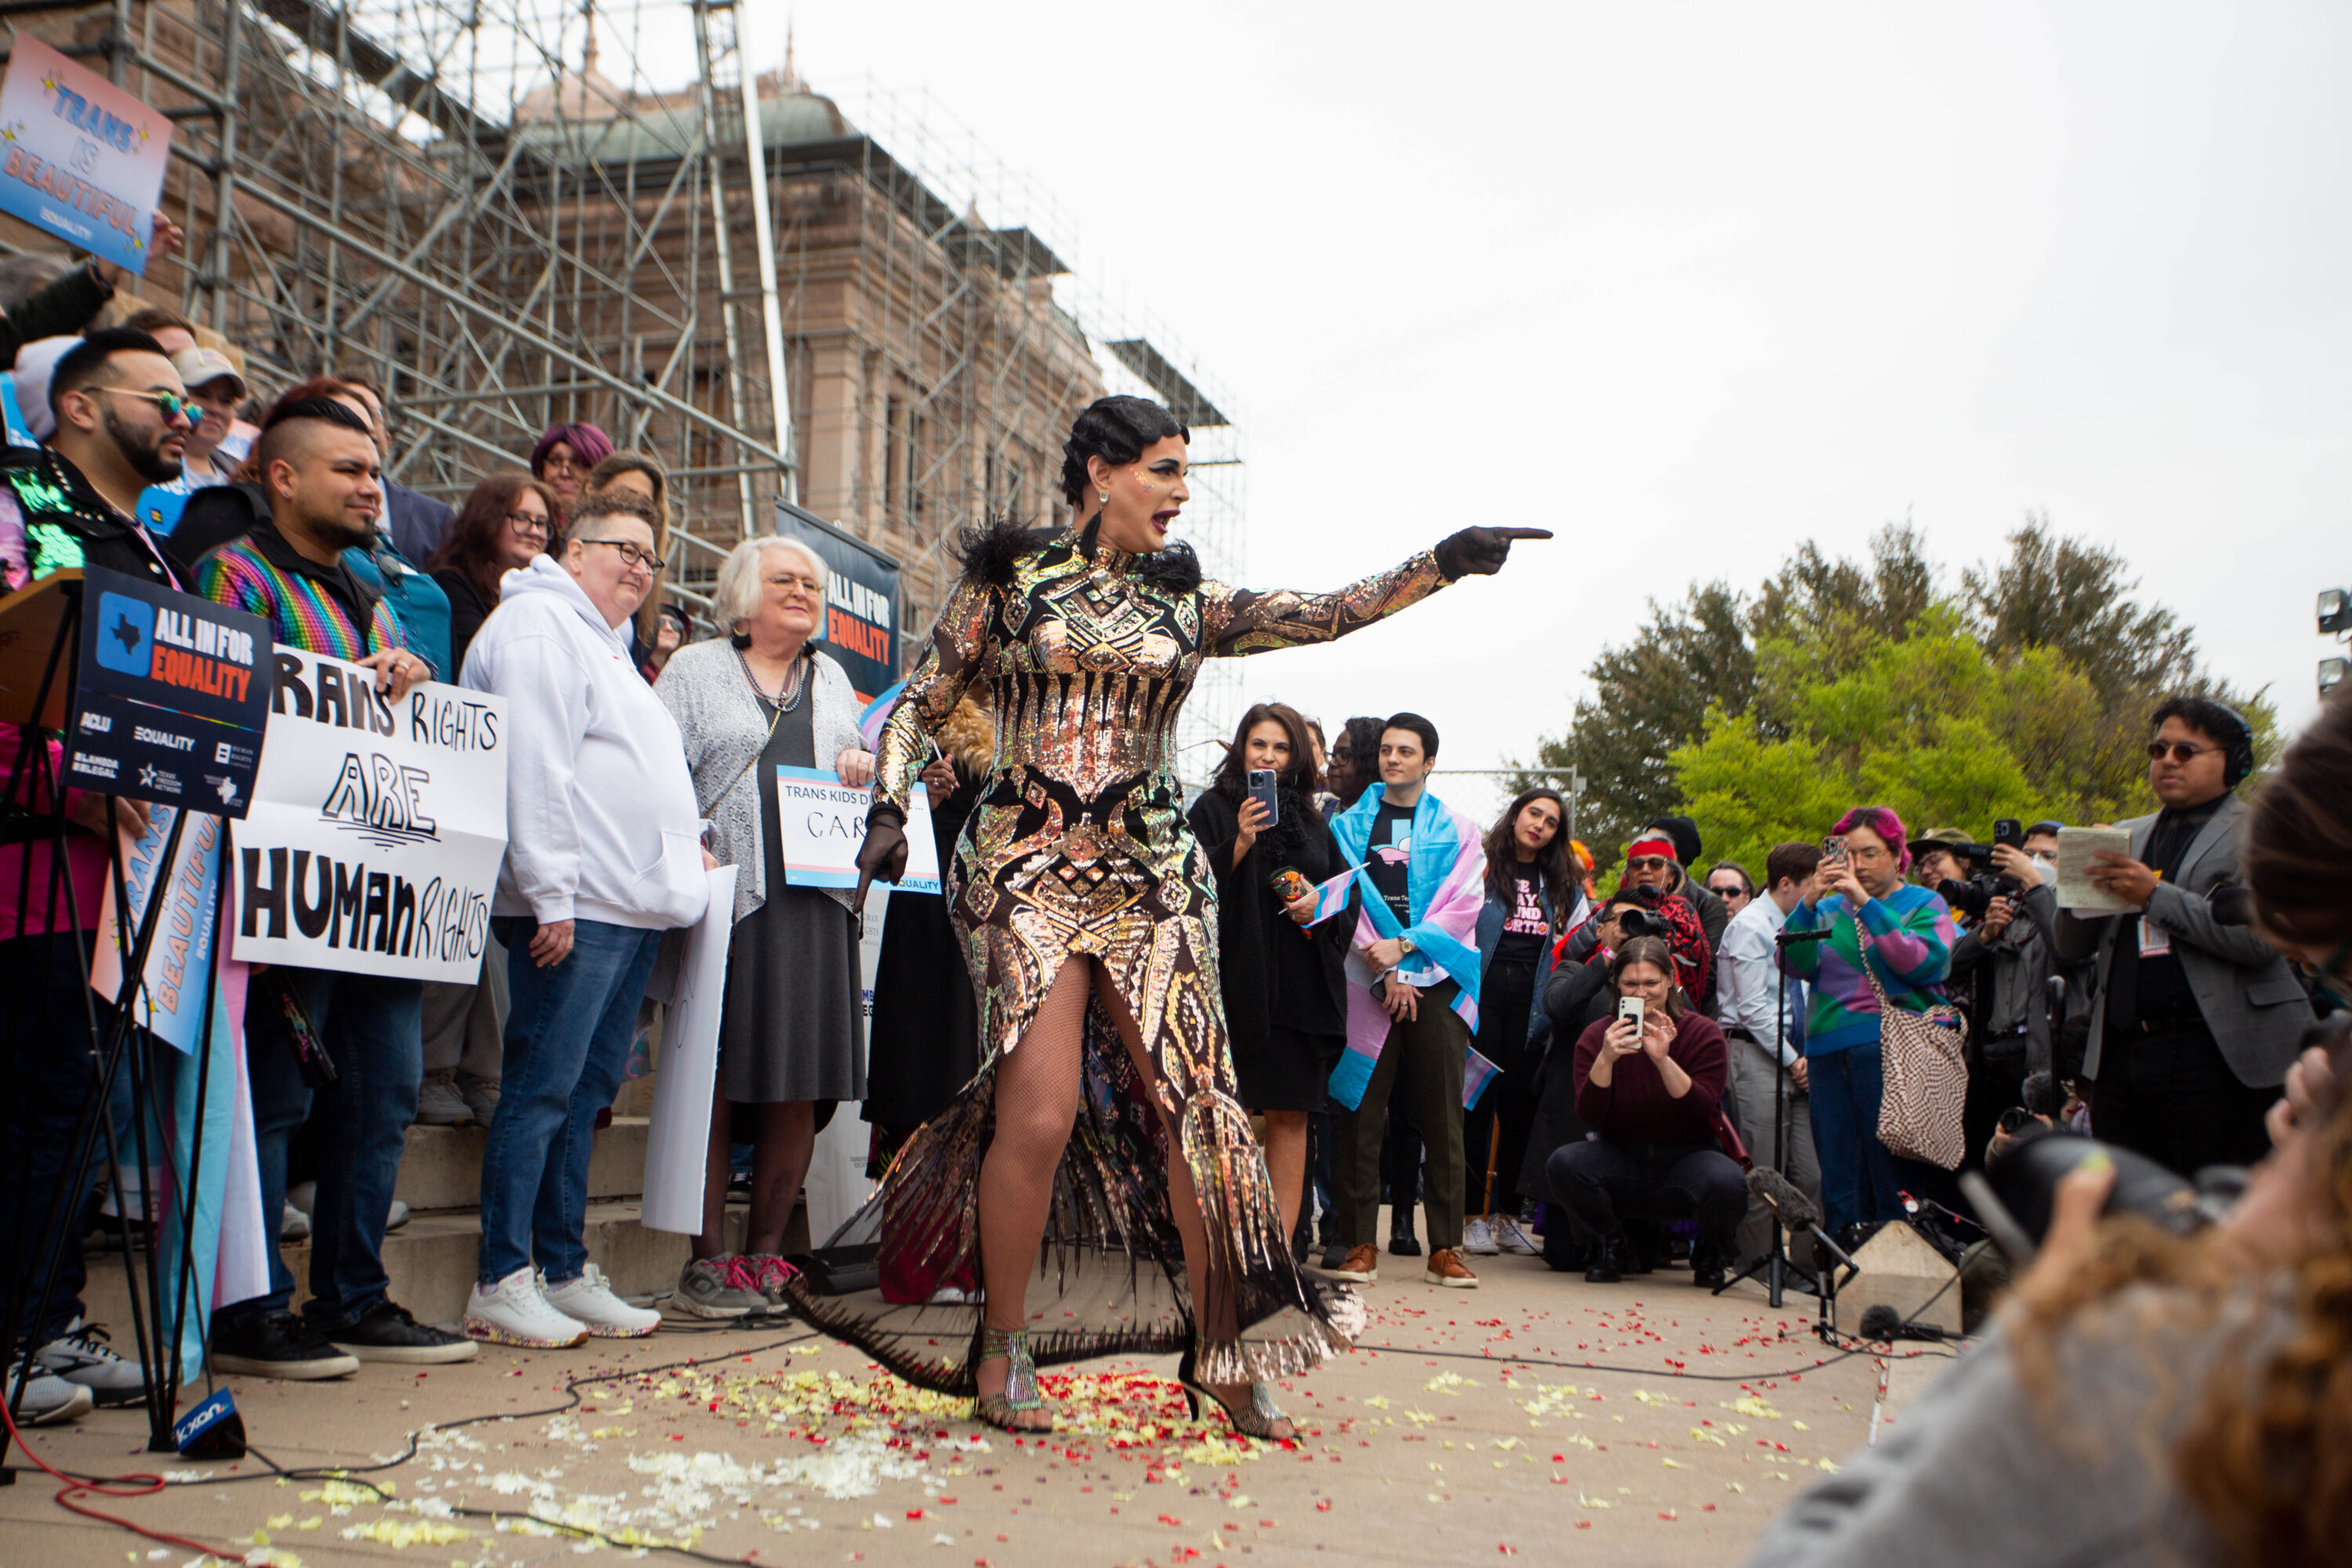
321, 752, 439, 850
94, 590, 154, 677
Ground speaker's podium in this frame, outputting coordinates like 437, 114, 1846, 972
0, 564, 272, 1467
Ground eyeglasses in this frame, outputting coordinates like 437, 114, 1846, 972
2147, 740, 2220, 764
579, 538, 665, 574
1626, 856, 1672, 872
542, 453, 583, 476
90, 387, 207, 428
1844, 844, 1891, 862
505, 512, 551, 539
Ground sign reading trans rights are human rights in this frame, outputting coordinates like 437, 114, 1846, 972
229, 648, 508, 982
0, 38, 172, 274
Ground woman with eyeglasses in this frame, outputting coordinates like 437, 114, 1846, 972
428, 472, 561, 676
653, 536, 876, 1320
528, 421, 614, 524
1782, 806, 1960, 1243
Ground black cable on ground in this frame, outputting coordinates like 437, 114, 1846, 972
1356, 1335, 1958, 1381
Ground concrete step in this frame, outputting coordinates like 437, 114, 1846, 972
394, 1115, 652, 1212
78, 1195, 814, 1334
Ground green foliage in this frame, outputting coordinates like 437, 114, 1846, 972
1518, 517, 2274, 884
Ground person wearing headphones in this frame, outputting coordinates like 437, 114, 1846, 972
2055, 695, 2314, 1178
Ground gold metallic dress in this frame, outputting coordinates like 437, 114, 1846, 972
784, 522, 1450, 1388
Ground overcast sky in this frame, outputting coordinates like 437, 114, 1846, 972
713, 2, 2345, 820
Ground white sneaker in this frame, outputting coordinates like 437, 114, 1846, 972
385, 1199, 411, 1232
541, 1262, 660, 1338
287, 1180, 316, 1217
5, 1360, 94, 1425
1462, 1216, 1499, 1255
416, 1076, 474, 1125
464, 1265, 588, 1348
281, 1203, 310, 1242
36, 1319, 147, 1406
1493, 1214, 1539, 1255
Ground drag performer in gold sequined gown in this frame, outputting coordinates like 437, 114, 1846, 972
785, 397, 1545, 1434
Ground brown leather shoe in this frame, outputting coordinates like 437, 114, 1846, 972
1425, 1247, 1479, 1288
1327, 1244, 1378, 1283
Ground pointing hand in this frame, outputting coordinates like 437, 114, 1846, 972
1435, 526, 1553, 579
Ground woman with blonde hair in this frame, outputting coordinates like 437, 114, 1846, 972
654, 535, 873, 1319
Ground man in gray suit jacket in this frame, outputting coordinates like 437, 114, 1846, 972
2056, 697, 2313, 1176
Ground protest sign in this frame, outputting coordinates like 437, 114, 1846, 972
92, 804, 223, 1054
0, 37, 171, 273
642, 865, 738, 1235
228, 649, 507, 982
775, 766, 938, 895
64, 566, 272, 816
775, 500, 899, 703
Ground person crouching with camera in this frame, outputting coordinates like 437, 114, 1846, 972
1542, 936, 1743, 1287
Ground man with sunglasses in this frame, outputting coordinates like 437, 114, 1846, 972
2055, 697, 2315, 1178
0, 325, 200, 1421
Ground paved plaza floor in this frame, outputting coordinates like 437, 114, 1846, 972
0, 1224, 1955, 1568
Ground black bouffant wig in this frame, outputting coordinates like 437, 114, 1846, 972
1058, 394, 1189, 507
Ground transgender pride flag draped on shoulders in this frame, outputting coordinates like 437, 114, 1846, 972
1323, 784, 1487, 1112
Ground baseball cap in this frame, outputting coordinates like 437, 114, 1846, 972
170, 347, 246, 400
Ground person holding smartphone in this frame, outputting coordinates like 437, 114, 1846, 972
1542, 937, 1741, 1286
1783, 806, 1959, 1244
1186, 702, 1353, 1243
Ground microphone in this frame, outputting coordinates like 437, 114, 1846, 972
1747, 1166, 1820, 1232
1857, 1304, 1953, 1344
1773, 928, 1832, 946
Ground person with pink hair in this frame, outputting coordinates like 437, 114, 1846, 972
1782, 804, 1958, 1242
528, 421, 613, 522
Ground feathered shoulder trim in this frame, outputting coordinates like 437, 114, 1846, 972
955, 517, 1061, 586
953, 515, 1204, 593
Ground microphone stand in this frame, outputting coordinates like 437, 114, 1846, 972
1716, 926, 1824, 1307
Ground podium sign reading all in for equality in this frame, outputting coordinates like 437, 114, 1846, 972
63, 565, 271, 817
0, 37, 173, 274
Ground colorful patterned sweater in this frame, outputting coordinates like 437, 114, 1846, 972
195, 524, 408, 660
1782, 882, 1958, 1057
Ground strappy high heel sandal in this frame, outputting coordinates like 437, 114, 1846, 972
972, 1325, 1048, 1432
1176, 1348, 1292, 1442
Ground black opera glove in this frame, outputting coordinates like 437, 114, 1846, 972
851, 804, 909, 902
1433, 525, 1555, 581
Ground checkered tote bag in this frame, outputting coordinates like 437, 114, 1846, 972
1856, 924, 1969, 1171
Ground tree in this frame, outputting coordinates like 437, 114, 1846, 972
1672, 612, 2151, 880
1510, 582, 1750, 857
1519, 516, 2272, 880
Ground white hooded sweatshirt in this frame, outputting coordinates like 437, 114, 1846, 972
462, 556, 708, 931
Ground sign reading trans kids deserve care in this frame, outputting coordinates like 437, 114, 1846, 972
229, 648, 508, 982
775, 767, 939, 895
64, 566, 272, 816
0, 38, 172, 273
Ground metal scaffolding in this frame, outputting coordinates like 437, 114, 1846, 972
0, 0, 1247, 765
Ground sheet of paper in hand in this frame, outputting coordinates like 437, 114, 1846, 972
2056, 826, 2136, 914
775, 765, 938, 894
228, 650, 508, 981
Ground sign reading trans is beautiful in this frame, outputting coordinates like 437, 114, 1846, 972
229, 648, 508, 982
0, 38, 172, 273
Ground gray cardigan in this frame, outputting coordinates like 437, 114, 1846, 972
653, 637, 868, 924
